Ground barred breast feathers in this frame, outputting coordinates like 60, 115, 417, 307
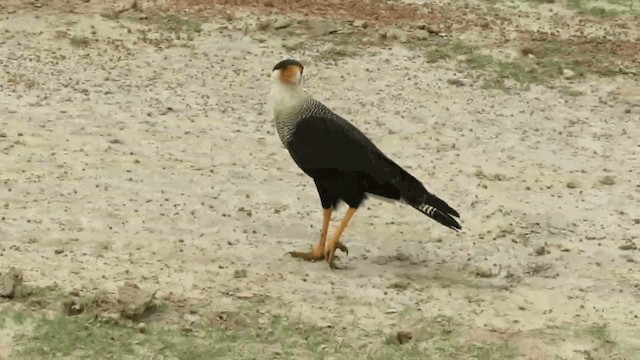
270, 81, 314, 145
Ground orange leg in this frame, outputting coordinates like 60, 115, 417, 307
289, 208, 333, 261
324, 207, 356, 269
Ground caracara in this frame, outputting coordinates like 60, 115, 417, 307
270, 59, 461, 269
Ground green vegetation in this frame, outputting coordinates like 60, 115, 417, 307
2, 285, 639, 359
3, 305, 520, 360
480, 0, 637, 16
567, 0, 639, 17
423, 40, 588, 90
159, 15, 203, 34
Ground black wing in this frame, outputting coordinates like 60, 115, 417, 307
286, 110, 392, 177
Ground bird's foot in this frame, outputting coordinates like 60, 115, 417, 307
324, 240, 349, 270
288, 243, 326, 262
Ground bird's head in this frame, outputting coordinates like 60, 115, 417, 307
271, 59, 304, 87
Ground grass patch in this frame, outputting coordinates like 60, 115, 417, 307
480, 0, 556, 5
4, 284, 636, 359
10, 312, 328, 359
481, 0, 637, 13
159, 15, 203, 34
373, 312, 519, 359
426, 41, 475, 63
525, 322, 638, 358
2, 300, 525, 360
5, 306, 340, 360
424, 40, 587, 90
570, 323, 614, 342
566, 0, 639, 16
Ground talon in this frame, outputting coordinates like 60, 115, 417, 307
288, 246, 325, 262
324, 240, 346, 269
337, 242, 349, 256
324, 249, 334, 264
289, 208, 355, 270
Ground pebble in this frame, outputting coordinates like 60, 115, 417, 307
137, 322, 147, 333
599, 175, 615, 185
273, 19, 293, 30
562, 68, 576, 79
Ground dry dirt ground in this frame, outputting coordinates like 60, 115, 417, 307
0, 0, 639, 359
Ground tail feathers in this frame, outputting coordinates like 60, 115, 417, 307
378, 156, 461, 231
394, 174, 461, 231
414, 200, 461, 231
420, 192, 460, 218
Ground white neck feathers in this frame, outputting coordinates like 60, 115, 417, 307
270, 82, 309, 114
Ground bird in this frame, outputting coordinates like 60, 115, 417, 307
269, 59, 461, 269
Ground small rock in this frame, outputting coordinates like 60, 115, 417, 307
562, 68, 576, 80
317, 321, 334, 328
413, 30, 430, 40
392, 252, 410, 262
619, 243, 637, 251
386, 29, 408, 43
534, 245, 549, 256
525, 262, 555, 277
0, 267, 23, 299
117, 281, 158, 320
418, 24, 441, 35
137, 322, 147, 333
233, 269, 248, 278
520, 46, 535, 57
352, 20, 367, 28
474, 266, 494, 278
599, 176, 615, 185
235, 292, 254, 299
388, 280, 411, 290
447, 78, 466, 87
181, 326, 194, 333
159, 107, 173, 116
273, 19, 293, 30
54, 248, 64, 254
62, 298, 86, 316
255, 20, 272, 31
184, 313, 199, 323
396, 331, 413, 344
566, 180, 578, 189
99, 312, 121, 324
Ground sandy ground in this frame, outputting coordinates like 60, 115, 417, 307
1, 0, 639, 358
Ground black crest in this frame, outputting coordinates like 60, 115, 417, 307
273, 59, 304, 72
